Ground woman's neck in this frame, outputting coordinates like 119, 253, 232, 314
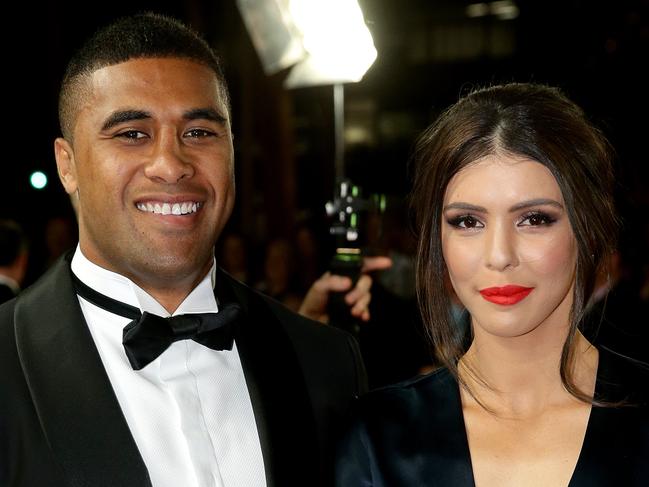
459, 330, 598, 418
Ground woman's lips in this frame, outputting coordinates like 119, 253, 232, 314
479, 285, 534, 305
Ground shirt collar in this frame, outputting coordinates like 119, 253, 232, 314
70, 245, 218, 317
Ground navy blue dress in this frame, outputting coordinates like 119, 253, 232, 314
336, 347, 649, 486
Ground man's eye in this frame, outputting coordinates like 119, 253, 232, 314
116, 130, 146, 140
185, 129, 215, 138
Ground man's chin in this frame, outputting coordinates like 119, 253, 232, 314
124, 249, 213, 286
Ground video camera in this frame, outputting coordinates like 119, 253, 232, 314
325, 179, 386, 335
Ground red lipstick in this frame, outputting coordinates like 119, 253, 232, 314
479, 285, 534, 305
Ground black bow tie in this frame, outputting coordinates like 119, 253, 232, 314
72, 273, 240, 370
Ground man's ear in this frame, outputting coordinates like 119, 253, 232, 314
54, 138, 78, 195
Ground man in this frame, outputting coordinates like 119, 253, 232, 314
0, 14, 386, 487
0, 220, 28, 303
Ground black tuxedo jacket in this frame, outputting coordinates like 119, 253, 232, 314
336, 347, 649, 486
0, 255, 367, 487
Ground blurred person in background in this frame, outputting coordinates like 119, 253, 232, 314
0, 220, 29, 303
217, 231, 251, 284
255, 238, 303, 311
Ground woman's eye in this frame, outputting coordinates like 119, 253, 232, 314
519, 212, 556, 227
447, 215, 484, 229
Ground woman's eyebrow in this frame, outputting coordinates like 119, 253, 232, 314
443, 199, 564, 213
509, 198, 564, 212
443, 202, 487, 212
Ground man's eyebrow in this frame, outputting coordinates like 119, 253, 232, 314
101, 110, 151, 131
183, 108, 227, 124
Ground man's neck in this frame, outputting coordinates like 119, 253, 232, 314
72, 247, 216, 315
134, 278, 209, 314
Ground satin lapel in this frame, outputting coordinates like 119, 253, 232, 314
442, 379, 477, 487
14, 256, 150, 487
569, 348, 648, 486
215, 270, 319, 487
411, 370, 476, 486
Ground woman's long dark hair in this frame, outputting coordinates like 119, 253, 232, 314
411, 83, 617, 404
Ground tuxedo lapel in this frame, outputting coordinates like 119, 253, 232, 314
215, 270, 320, 487
13, 256, 151, 487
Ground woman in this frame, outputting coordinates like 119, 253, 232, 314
336, 83, 648, 486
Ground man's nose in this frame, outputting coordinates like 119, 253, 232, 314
144, 132, 194, 183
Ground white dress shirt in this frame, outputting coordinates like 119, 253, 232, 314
71, 247, 266, 487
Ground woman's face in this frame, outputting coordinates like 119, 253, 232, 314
441, 153, 577, 340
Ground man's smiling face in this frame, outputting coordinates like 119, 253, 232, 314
55, 57, 235, 294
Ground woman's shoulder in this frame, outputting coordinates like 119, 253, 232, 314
354, 367, 461, 424
337, 368, 474, 484
597, 346, 649, 407
363, 366, 455, 397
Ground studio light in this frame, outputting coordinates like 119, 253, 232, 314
237, 0, 377, 88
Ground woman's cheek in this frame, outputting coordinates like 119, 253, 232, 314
443, 236, 481, 286
519, 231, 577, 278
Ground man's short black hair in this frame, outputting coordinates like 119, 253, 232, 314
58, 12, 230, 140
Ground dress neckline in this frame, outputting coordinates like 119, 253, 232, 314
454, 349, 603, 486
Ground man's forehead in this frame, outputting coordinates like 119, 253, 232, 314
80, 59, 227, 110
89, 57, 221, 88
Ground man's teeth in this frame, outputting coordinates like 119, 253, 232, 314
136, 202, 200, 215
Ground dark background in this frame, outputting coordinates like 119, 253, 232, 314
2, 0, 647, 285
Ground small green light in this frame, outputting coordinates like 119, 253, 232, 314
30, 171, 48, 190
350, 213, 357, 228
352, 185, 359, 197
335, 254, 362, 262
